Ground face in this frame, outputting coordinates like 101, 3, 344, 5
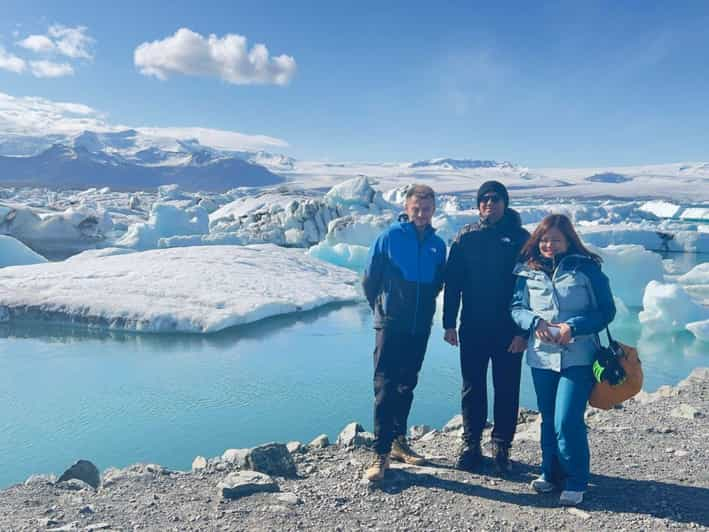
478, 192, 505, 223
405, 195, 435, 229
539, 227, 569, 258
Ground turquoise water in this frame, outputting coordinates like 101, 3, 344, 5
0, 298, 707, 489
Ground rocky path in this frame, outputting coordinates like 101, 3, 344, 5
1, 368, 708, 531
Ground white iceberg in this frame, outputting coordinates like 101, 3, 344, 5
592, 244, 665, 307
686, 320, 709, 342
0, 235, 48, 267
0, 244, 359, 333
638, 280, 708, 334
116, 203, 209, 250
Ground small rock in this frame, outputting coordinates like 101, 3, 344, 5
567, 508, 592, 520
78, 505, 95, 515
217, 471, 279, 500
47, 523, 78, 531
671, 404, 701, 420
409, 425, 433, 439
221, 448, 249, 467
420, 430, 439, 442
58, 460, 101, 490
286, 441, 304, 454
517, 408, 539, 424
675, 450, 689, 457
246, 442, 297, 477
337, 422, 365, 447
442, 415, 463, 432
191, 456, 207, 472
276, 492, 301, 505
358, 431, 375, 447
86, 523, 111, 531
308, 434, 330, 449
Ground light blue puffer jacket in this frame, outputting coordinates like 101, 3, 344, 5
510, 254, 616, 372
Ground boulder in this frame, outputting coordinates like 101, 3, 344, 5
217, 471, 279, 500
221, 448, 249, 467
286, 441, 305, 454
245, 443, 297, 478
409, 425, 433, 439
57, 459, 100, 489
191, 456, 207, 472
442, 414, 463, 432
337, 422, 365, 447
308, 434, 330, 449
57, 478, 92, 491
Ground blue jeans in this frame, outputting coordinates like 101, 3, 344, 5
531, 365, 594, 492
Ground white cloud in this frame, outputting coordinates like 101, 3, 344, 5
29, 60, 74, 78
0, 47, 26, 73
134, 27, 296, 86
0, 91, 289, 152
16, 25, 94, 59
17, 34, 55, 53
48, 25, 94, 59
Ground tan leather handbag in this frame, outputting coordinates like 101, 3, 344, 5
589, 341, 643, 410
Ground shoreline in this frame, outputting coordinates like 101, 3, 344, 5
2, 367, 707, 531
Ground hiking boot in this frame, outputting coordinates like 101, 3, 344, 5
492, 441, 511, 474
390, 436, 426, 465
530, 476, 556, 493
559, 490, 584, 506
455, 441, 482, 472
364, 453, 390, 481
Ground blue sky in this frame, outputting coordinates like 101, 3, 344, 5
1, 0, 708, 166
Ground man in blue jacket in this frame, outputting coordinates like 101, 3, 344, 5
362, 184, 447, 481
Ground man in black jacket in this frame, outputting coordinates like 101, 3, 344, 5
443, 181, 530, 473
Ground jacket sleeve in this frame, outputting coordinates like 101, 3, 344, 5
564, 264, 617, 336
442, 238, 463, 329
510, 275, 539, 333
362, 233, 387, 310
434, 240, 447, 297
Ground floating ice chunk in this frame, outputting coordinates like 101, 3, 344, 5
157, 184, 189, 201
0, 244, 359, 334
677, 263, 709, 285
324, 176, 387, 212
638, 281, 708, 334
639, 200, 681, 219
326, 214, 392, 247
116, 203, 209, 250
680, 208, 709, 221
590, 245, 664, 307
0, 235, 48, 267
307, 242, 370, 270
580, 225, 709, 254
686, 320, 709, 342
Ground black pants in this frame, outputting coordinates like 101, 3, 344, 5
459, 328, 523, 446
372, 327, 430, 454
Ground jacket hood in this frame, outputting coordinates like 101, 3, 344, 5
514, 253, 600, 278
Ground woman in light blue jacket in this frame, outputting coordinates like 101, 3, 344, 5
510, 214, 615, 507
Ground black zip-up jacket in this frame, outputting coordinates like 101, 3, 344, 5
443, 208, 530, 337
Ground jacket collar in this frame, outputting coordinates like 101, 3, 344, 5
514, 253, 594, 279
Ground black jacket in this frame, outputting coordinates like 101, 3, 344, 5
443, 208, 530, 336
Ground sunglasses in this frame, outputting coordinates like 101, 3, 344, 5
480, 194, 502, 204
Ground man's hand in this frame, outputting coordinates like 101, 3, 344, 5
551, 322, 573, 345
444, 328, 458, 346
507, 335, 527, 353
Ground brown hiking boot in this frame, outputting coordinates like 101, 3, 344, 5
390, 435, 426, 465
365, 453, 390, 481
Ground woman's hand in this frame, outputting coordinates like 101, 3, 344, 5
444, 328, 459, 346
535, 319, 556, 343
551, 322, 573, 345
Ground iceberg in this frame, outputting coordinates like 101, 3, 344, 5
0, 244, 359, 333
638, 281, 708, 335
116, 203, 209, 250
0, 235, 48, 267
591, 245, 665, 307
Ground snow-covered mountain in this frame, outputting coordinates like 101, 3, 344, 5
0, 130, 284, 191
408, 158, 516, 170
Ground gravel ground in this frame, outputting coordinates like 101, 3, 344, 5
1, 367, 708, 531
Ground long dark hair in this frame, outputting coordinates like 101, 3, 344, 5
521, 214, 601, 270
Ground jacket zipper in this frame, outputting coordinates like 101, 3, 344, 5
412, 234, 422, 335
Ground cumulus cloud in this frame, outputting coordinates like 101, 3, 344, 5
134, 28, 296, 86
0, 47, 26, 73
30, 60, 74, 78
0, 91, 289, 152
17, 24, 94, 59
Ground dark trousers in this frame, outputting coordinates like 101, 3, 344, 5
372, 327, 430, 454
459, 328, 523, 446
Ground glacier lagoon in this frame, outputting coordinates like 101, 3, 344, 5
1, 272, 707, 489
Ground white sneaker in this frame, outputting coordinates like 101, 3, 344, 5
559, 490, 584, 506
530, 476, 555, 493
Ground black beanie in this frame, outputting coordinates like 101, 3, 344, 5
477, 180, 509, 207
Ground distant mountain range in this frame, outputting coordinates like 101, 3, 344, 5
409, 158, 516, 170
0, 130, 285, 191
